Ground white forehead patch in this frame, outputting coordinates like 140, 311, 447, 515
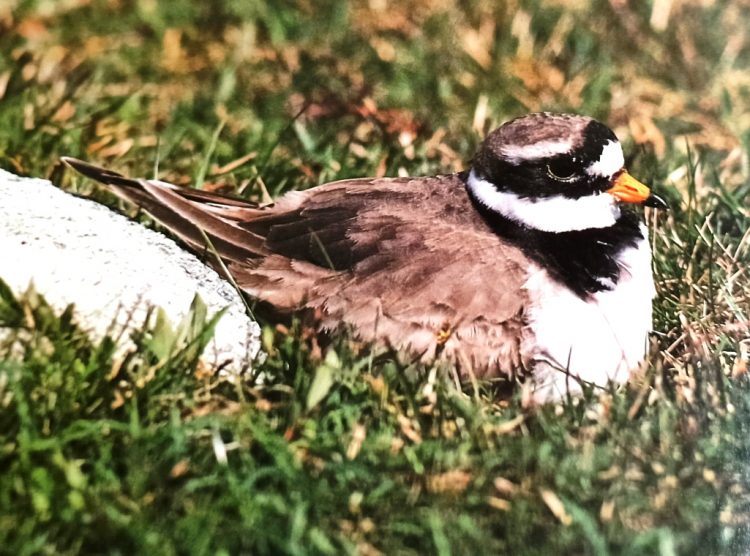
499, 139, 575, 164
586, 140, 624, 178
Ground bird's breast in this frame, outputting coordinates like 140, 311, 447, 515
521, 234, 655, 401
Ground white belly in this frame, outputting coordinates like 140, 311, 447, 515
523, 236, 655, 402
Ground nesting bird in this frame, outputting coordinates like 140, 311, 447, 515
62, 112, 666, 401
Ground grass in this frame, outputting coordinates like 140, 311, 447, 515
1, 0, 750, 553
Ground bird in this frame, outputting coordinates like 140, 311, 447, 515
61, 112, 667, 402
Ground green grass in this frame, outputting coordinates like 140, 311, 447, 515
2, 0, 750, 554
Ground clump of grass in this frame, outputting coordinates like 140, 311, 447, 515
1, 226, 749, 555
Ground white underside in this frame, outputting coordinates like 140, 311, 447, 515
467, 170, 621, 232
523, 227, 655, 402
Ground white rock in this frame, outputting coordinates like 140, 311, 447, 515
0, 168, 261, 373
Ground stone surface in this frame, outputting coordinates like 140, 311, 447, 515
0, 168, 261, 373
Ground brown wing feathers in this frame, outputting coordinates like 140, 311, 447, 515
61, 157, 267, 264
253, 206, 360, 270
61, 158, 532, 376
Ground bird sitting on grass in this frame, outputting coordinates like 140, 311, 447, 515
62, 112, 667, 402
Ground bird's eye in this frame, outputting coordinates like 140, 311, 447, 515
546, 159, 579, 182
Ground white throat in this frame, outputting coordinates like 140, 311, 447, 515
466, 169, 621, 233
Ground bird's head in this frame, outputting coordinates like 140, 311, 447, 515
468, 112, 667, 233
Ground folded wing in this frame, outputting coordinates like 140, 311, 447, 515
62, 158, 531, 376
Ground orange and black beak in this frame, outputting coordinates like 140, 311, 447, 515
607, 171, 668, 209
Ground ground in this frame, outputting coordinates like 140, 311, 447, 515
1, 1, 750, 554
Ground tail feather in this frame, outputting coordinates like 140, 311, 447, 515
60, 157, 268, 264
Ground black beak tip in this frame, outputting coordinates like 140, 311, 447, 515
643, 192, 668, 210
